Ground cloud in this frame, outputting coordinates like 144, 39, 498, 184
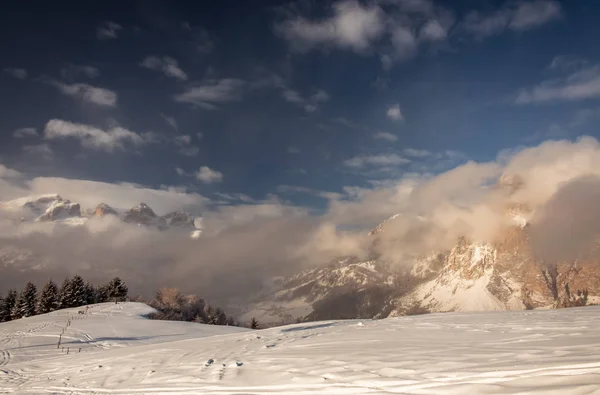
43, 119, 149, 152
161, 114, 178, 130
373, 132, 398, 142
178, 146, 200, 157
174, 135, 191, 145
390, 26, 418, 61
13, 128, 38, 138
403, 148, 431, 157
344, 153, 411, 168
0, 165, 22, 179
277, 185, 342, 200
275, 0, 386, 53
3, 68, 27, 80
45, 80, 117, 107
387, 103, 403, 120
516, 65, 600, 104
22, 143, 53, 159
463, 0, 561, 39
549, 56, 589, 72
195, 166, 223, 183
282, 88, 330, 112
288, 146, 301, 154
140, 56, 188, 81
61, 64, 100, 79
182, 22, 215, 53
97, 21, 122, 40
173, 79, 245, 109
419, 19, 447, 41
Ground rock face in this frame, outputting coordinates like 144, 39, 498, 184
0, 194, 81, 222
124, 203, 168, 229
94, 203, 118, 217
163, 211, 195, 229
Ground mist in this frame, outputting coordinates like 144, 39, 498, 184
3, 136, 600, 306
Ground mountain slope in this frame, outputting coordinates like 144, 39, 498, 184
2, 302, 600, 394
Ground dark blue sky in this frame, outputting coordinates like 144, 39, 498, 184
2, 0, 600, 214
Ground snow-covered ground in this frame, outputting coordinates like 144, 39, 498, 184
1, 303, 600, 394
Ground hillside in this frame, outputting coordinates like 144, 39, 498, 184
1, 302, 600, 393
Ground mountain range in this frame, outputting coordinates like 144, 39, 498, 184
1, 192, 599, 326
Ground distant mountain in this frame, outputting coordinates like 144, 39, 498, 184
0, 194, 201, 235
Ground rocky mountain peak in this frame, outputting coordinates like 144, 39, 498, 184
94, 203, 118, 217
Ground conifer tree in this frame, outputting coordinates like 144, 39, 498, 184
15, 282, 37, 318
0, 290, 17, 322
58, 277, 73, 308
96, 283, 110, 303
250, 317, 259, 330
70, 275, 86, 307
107, 277, 128, 303
84, 281, 96, 305
37, 280, 59, 314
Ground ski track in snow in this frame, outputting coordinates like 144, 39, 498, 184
1, 303, 600, 394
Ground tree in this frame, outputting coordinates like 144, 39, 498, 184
95, 284, 111, 303
70, 275, 87, 307
214, 308, 228, 326
107, 277, 128, 303
14, 282, 37, 318
250, 317, 259, 330
58, 277, 73, 308
0, 290, 17, 322
37, 280, 59, 314
84, 281, 96, 305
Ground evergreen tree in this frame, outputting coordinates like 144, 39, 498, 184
58, 277, 73, 308
37, 280, 59, 314
0, 290, 17, 322
11, 293, 23, 320
70, 275, 86, 307
0, 295, 5, 322
95, 284, 110, 303
84, 281, 96, 305
107, 277, 128, 303
214, 307, 227, 326
15, 282, 37, 318
205, 305, 216, 324
250, 317, 259, 330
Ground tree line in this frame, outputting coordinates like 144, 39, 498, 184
0, 276, 128, 322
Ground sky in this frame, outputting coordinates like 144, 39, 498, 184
4, 0, 600, 299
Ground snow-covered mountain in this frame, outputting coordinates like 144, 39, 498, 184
0, 194, 201, 235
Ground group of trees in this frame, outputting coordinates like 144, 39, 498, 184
147, 287, 237, 326
0, 276, 128, 322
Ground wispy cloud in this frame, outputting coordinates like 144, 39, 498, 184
277, 185, 342, 200
161, 114, 178, 130
344, 153, 410, 168
97, 21, 122, 40
275, 0, 386, 53
22, 143, 53, 159
173, 78, 246, 110
140, 56, 188, 81
44, 119, 149, 152
516, 64, 600, 104
181, 22, 215, 53
45, 80, 117, 107
387, 103, 403, 120
282, 88, 330, 112
403, 148, 432, 157
373, 132, 397, 142
195, 166, 223, 183
13, 127, 38, 138
463, 0, 561, 40
3, 68, 27, 80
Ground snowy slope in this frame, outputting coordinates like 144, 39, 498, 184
2, 303, 600, 394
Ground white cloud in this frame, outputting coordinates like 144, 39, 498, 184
509, 0, 562, 31
173, 79, 245, 109
549, 56, 589, 72
61, 64, 100, 79
390, 26, 418, 61
13, 127, 38, 138
3, 68, 27, 80
174, 135, 191, 145
140, 56, 188, 81
277, 185, 342, 200
195, 166, 223, 183
182, 22, 215, 53
516, 65, 600, 104
178, 146, 200, 157
161, 114, 178, 130
175, 167, 186, 176
387, 103, 403, 120
403, 148, 431, 157
419, 19, 447, 41
344, 153, 411, 168
463, 0, 561, 39
44, 119, 148, 152
0, 164, 22, 178
275, 0, 386, 53
282, 88, 330, 112
46, 80, 117, 107
22, 143, 53, 159
373, 132, 398, 142
97, 21, 122, 40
